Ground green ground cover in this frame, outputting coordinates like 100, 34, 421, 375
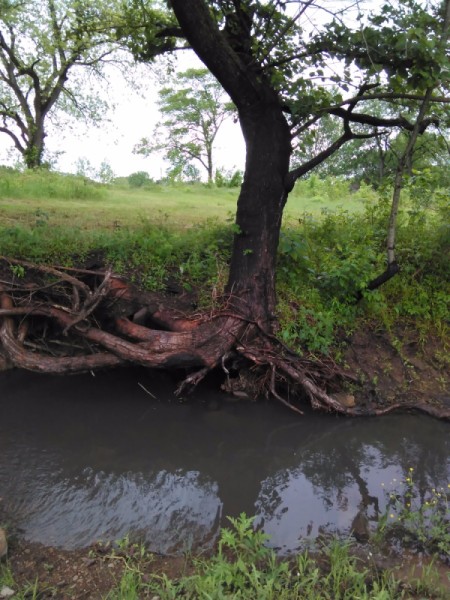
0, 168, 368, 231
0, 167, 448, 356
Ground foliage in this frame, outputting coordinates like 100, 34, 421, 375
0, 166, 106, 200
311, 0, 450, 92
276, 176, 449, 353
215, 168, 243, 188
98, 160, 115, 184
127, 171, 152, 188
0, 0, 127, 168
294, 113, 450, 189
376, 470, 450, 559
3, 515, 449, 600
134, 68, 234, 182
137, 514, 393, 599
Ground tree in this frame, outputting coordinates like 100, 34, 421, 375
134, 68, 233, 182
156, 0, 449, 323
1, 0, 449, 419
98, 160, 115, 184
0, 0, 124, 169
293, 109, 450, 187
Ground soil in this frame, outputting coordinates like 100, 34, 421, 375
343, 325, 449, 414
2, 534, 449, 599
1, 537, 191, 599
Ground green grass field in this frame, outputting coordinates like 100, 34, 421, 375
0, 168, 371, 231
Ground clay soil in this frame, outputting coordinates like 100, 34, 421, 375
343, 325, 449, 415
3, 532, 450, 599
2, 538, 191, 599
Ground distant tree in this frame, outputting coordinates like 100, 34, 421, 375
134, 68, 233, 183
128, 171, 151, 188
215, 168, 243, 188
97, 160, 115, 184
0, 0, 126, 169
294, 109, 450, 188
75, 156, 95, 179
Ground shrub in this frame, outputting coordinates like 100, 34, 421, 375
127, 171, 152, 188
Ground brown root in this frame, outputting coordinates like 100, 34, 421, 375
0, 257, 448, 420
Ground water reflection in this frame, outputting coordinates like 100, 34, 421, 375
0, 368, 448, 553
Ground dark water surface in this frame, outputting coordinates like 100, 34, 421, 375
0, 368, 449, 554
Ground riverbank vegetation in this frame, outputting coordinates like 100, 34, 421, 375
0, 167, 448, 364
1, 505, 449, 599
1, 0, 449, 418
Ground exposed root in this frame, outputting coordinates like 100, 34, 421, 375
176, 367, 209, 396
0, 256, 448, 420
270, 365, 304, 415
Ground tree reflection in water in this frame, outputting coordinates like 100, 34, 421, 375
0, 370, 448, 554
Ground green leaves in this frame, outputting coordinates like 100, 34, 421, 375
0, 0, 128, 167
311, 0, 449, 92
134, 68, 234, 182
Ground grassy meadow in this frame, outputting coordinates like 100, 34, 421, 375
0, 166, 448, 355
0, 168, 370, 231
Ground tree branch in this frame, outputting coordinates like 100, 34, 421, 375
286, 125, 378, 188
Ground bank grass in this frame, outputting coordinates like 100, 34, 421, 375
0, 167, 448, 354
0, 167, 369, 232
103, 513, 448, 599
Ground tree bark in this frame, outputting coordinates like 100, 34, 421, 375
226, 103, 291, 326
170, 0, 292, 328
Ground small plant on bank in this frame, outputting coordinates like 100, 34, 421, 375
137, 514, 401, 599
375, 470, 450, 559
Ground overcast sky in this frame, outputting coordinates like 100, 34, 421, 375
0, 53, 246, 180
0, 0, 363, 179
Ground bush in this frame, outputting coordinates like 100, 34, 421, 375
127, 171, 152, 188
215, 168, 243, 188
0, 167, 105, 200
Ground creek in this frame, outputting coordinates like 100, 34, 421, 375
0, 367, 449, 555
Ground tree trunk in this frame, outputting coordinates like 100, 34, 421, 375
24, 123, 45, 169
226, 103, 292, 327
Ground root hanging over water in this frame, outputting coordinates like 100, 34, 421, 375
0, 257, 448, 420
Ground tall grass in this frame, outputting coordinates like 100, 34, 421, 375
0, 166, 106, 200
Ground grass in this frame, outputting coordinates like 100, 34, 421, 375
0, 167, 369, 232
0, 167, 448, 355
2, 511, 449, 599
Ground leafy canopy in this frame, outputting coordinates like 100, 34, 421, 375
124, 0, 449, 185
0, 0, 128, 166
134, 68, 234, 181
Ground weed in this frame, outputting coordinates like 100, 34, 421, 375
0, 565, 43, 600
133, 515, 403, 599
375, 470, 450, 559
9, 264, 25, 279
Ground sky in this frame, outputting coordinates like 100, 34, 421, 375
0, 0, 366, 179
0, 54, 246, 180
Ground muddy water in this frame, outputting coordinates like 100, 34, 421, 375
0, 368, 449, 554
